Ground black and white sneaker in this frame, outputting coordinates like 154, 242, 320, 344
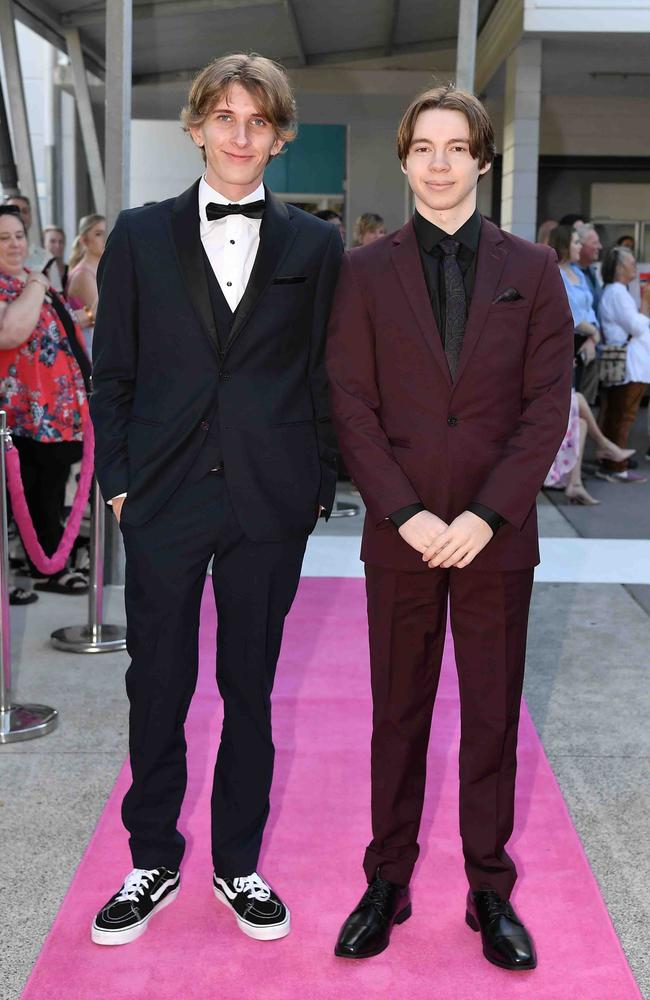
213, 871, 290, 940
91, 867, 180, 945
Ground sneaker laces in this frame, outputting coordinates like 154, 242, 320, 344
232, 873, 271, 901
115, 868, 161, 903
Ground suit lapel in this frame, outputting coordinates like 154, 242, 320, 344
453, 217, 507, 386
170, 179, 221, 359
222, 186, 297, 357
390, 221, 452, 387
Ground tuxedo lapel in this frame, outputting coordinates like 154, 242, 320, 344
453, 217, 507, 385
222, 187, 297, 357
170, 179, 221, 359
390, 222, 452, 387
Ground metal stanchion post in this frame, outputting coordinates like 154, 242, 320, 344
0, 411, 58, 743
50, 478, 127, 653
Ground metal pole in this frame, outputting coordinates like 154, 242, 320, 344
64, 27, 106, 215
0, 411, 58, 742
50, 478, 126, 653
0, 75, 19, 194
456, 0, 480, 93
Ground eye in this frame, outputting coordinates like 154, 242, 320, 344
413, 145, 429, 153
251, 117, 267, 127
451, 145, 468, 153
216, 113, 233, 123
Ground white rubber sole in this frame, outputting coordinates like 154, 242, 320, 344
213, 885, 291, 940
91, 887, 180, 946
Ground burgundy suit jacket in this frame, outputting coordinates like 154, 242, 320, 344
326, 216, 574, 572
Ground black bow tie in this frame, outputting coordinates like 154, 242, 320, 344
206, 200, 265, 222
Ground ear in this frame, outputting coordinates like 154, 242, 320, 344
400, 161, 408, 175
188, 124, 205, 149
270, 137, 285, 158
479, 160, 492, 178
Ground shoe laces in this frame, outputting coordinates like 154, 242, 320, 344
232, 873, 271, 901
116, 868, 160, 903
481, 890, 511, 921
365, 878, 393, 915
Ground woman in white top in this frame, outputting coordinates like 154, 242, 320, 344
598, 246, 650, 482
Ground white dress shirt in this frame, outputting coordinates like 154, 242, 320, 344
198, 175, 264, 312
599, 281, 650, 384
110, 177, 264, 505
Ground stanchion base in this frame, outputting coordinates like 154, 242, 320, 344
50, 624, 127, 654
0, 703, 58, 743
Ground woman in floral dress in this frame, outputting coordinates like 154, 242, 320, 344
0, 205, 90, 594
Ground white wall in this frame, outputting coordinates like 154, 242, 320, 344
130, 120, 201, 207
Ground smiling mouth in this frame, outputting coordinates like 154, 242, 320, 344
225, 151, 254, 161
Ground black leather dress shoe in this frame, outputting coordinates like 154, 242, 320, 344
466, 890, 537, 970
335, 876, 411, 959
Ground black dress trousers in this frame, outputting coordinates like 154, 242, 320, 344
120, 471, 307, 876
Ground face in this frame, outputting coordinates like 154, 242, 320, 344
360, 227, 386, 246
44, 230, 65, 259
189, 82, 284, 200
404, 108, 490, 222
580, 229, 602, 263
619, 236, 635, 251
0, 214, 28, 274
6, 198, 31, 233
618, 251, 637, 284
569, 230, 582, 264
82, 221, 106, 257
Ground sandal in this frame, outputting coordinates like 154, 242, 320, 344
35, 570, 89, 595
565, 484, 600, 505
9, 586, 39, 605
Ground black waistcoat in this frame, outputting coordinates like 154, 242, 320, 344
185, 253, 235, 482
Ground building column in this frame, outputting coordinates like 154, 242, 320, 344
0, 0, 42, 232
500, 38, 542, 240
456, 0, 479, 92
65, 28, 105, 214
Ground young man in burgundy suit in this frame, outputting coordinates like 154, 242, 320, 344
327, 87, 573, 969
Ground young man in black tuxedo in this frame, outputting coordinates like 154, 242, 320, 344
90, 54, 342, 945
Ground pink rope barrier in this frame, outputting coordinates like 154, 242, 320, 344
5, 419, 95, 576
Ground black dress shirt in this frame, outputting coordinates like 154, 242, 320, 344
389, 209, 505, 536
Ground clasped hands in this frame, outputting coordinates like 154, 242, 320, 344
397, 509, 493, 569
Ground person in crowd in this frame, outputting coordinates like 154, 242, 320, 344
2, 194, 54, 280
314, 208, 345, 244
616, 234, 635, 252
597, 245, 650, 483
536, 219, 557, 245
66, 214, 106, 353
571, 222, 603, 403
352, 212, 386, 247
42, 225, 68, 289
328, 84, 572, 970
549, 225, 601, 390
0, 205, 90, 595
544, 390, 634, 504
90, 53, 342, 948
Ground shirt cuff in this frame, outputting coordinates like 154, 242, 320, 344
108, 493, 127, 506
389, 503, 426, 528
467, 502, 505, 534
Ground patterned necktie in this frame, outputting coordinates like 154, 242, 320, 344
439, 236, 466, 380
206, 200, 265, 221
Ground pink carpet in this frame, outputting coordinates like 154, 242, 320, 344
22, 578, 641, 1000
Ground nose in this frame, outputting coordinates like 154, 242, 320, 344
233, 122, 250, 147
428, 151, 450, 171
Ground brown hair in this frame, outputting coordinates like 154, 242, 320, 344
547, 224, 575, 263
180, 53, 297, 164
396, 84, 496, 168
43, 225, 65, 239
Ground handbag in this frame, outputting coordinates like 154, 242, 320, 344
599, 341, 628, 388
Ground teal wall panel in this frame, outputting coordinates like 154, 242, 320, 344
265, 124, 345, 194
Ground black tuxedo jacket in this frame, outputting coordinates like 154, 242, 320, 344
90, 181, 343, 540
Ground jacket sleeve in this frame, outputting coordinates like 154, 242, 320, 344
309, 226, 344, 516
90, 211, 137, 504
326, 252, 423, 524
473, 246, 574, 529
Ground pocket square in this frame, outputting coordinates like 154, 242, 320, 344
272, 275, 307, 285
493, 287, 524, 304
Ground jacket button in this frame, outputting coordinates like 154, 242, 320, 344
447, 415, 458, 426
200, 420, 209, 431
220, 371, 231, 381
